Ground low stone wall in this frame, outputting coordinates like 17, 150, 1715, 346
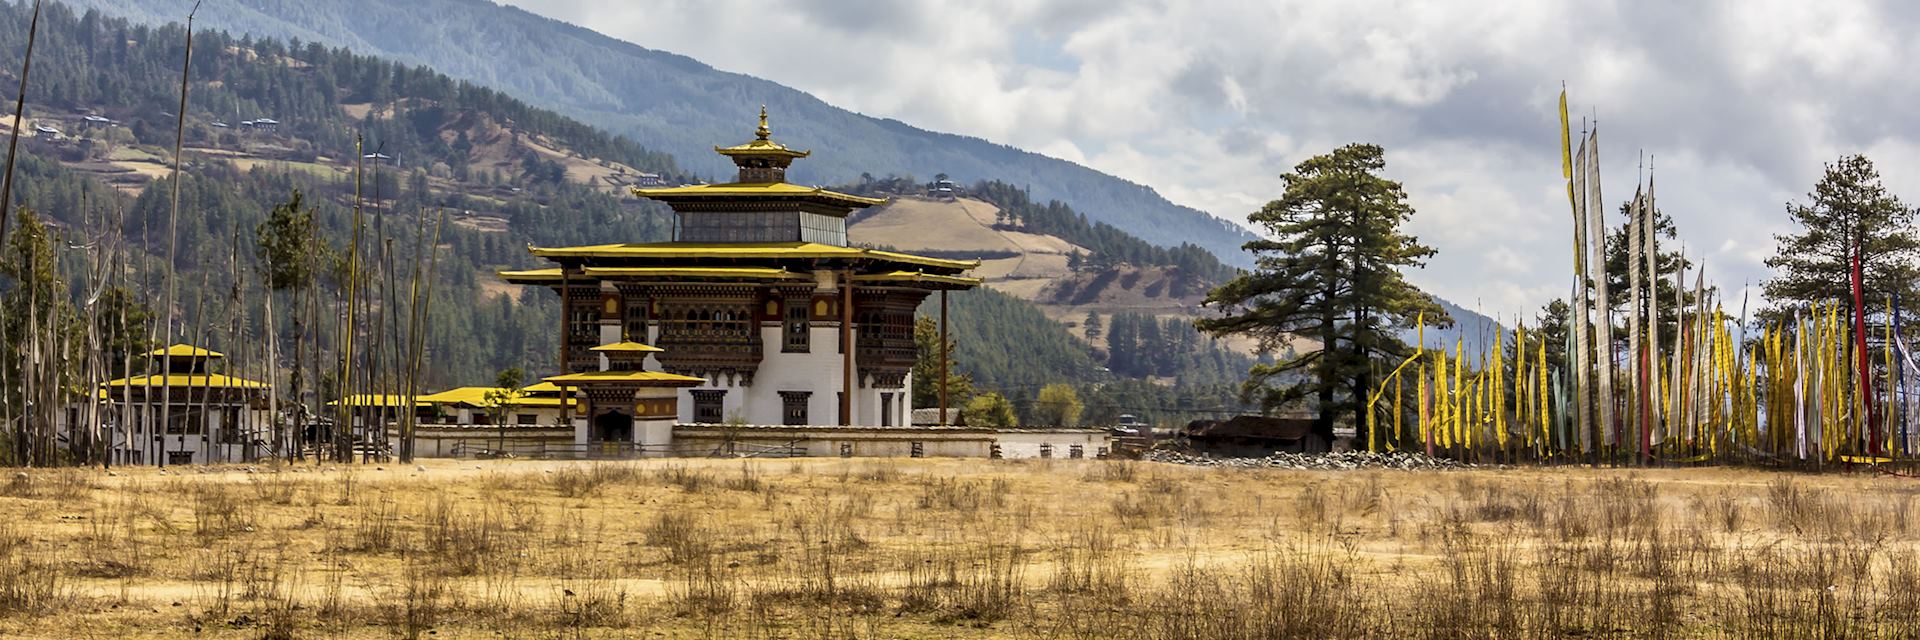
392, 425, 575, 458
672, 424, 996, 458
992, 428, 1113, 459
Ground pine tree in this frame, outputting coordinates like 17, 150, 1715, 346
1107, 313, 1138, 375
911, 316, 973, 410
1197, 144, 1449, 444
1763, 154, 1920, 326
1082, 310, 1102, 341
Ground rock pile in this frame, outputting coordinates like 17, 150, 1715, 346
1142, 449, 1471, 470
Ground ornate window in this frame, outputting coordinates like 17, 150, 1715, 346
692, 390, 725, 424
784, 299, 810, 352
780, 391, 811, 426
625, 296, 649, 341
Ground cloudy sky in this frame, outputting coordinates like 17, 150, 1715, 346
501, 0, 1920, 320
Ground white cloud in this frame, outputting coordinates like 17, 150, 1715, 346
501, 0, 1920, 315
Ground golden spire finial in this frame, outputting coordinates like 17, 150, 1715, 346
756, 105, 770, 140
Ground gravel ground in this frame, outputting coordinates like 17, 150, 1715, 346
1141, 449, 1473, 470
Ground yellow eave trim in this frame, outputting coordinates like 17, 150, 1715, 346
497, 268, 566, 283
632, 182, 885, 206
542, 371, 706, 385
528, 242, 980, 270
416, 386, 578, 407
328, 394, 431, 407
713, 142, 810, 158
581, 266, 807, 280
852, 271, 984, 287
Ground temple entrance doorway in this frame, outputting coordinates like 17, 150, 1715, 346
592, 410, 634, 442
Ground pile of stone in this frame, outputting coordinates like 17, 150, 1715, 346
1142, 449, 1471, 470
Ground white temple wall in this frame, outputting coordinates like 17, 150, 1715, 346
673, 324, 907, 427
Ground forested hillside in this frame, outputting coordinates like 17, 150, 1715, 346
0, 1, 684, 389
920, 288, 1255, 426
60, 0, 1265, 266
0, 2, 1258, 423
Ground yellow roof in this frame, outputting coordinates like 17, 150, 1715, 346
714, 141, 810, 160
522, 381, 565, 393
591, 341, 664, 353
103, 374, 266, 389
416, 386, 577, 407
328, 394, 430, 408
853, 271, 984, 288
528, 242, 979, 271
496, 268, 565, 283
633, 182, 884, 208
542, 370, 705, 385
712, 105, 810, 160
583, 266, 807, 280
147, 344, 224, 358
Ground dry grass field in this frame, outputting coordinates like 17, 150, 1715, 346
0, 458, 1916, 638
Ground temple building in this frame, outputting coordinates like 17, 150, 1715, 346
502, 107, 980, 431
90, 344, 274, 465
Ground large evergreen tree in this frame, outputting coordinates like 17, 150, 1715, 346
1764, 154, 1920, 324
1602, 204, 1702, 350
1198, 144, 1448, 444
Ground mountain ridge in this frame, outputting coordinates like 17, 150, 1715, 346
58, 0, 1265, 268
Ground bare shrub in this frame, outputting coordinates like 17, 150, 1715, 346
419, 496, 505, 576
351, 498, 402, 553
854, 462, 901, 483
246, 475, 300, 505
191, 485, 252, 541
722, 463, 764, 492
645, 511, 711, 565
915, 477, 1008, 511
1048, 524, 1126, 597
1085, 460, 1139, 483
656, 463, 711, 492
550, 462, 639, 498
1, 469, 94, 500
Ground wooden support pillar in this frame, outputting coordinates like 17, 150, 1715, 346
939, 289, 949, 425
559, 267, 571, 429
840, 270, 854, 426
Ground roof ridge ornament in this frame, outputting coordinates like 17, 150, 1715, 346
757, 104, 771, 141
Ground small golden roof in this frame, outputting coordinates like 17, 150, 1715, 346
148, 344, 224, 358
714, 106, 810, 160
102, 373, 266, 389
591, 341, 665, 353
